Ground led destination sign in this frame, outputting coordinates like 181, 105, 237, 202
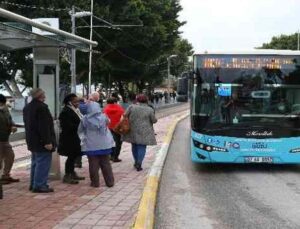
202, 57, 296, 69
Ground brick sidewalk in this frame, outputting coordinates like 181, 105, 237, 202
0, 111, 187, 229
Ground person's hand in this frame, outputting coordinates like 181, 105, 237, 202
11, 127, 17, 133
44, 144, 53, 151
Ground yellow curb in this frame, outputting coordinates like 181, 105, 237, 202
133, 176, 159, 229
132, 112, 189, 229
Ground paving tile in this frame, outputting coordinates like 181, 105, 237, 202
72, 224, 94, 229
78, 218, 99, 225
106, 210, 126, 216
68, 210, 92, 219
114, 220, 126, 226
12, 222, 37, 229
84, 214, 105, 220
114, 206, 132, 211
33, 195, 51, 200
81, 195, 97, 200
92, 226, 112, 229
53, 223, 74, 229
102, 215, 122, 221
60, 217, 81, 224
95, 206, 114, 212
96, 220, 115, 226
33, 220, 59, 229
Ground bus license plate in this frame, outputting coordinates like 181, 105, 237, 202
244, 157, 273, 163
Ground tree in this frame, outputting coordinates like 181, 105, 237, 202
89, 0, 186, 91
0, 50, 32, 97
259, 32, 300, 86
1, 0, 193, 97
259, 33, 298, 50
170, 38, 194, 77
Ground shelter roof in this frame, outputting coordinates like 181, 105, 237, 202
0, 22, 89, 51
0, 7, 97, 52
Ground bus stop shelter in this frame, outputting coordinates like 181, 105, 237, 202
0, 7, 97, 179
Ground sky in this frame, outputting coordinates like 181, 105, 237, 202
179, 0, 300, 53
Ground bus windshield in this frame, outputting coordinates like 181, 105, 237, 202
192, 55, 300, 135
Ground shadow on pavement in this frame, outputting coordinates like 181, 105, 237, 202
193, 163, 300, 174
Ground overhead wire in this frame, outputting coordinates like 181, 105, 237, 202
0, 1, 70, 12
74, 6, 114, 27
80, 17, 168, 67
74, 6, 149, 48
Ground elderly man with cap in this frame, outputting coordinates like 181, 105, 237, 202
23, 88, 56, 193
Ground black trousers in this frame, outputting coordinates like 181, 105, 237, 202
65, 154, 77, 175
111, 130, 122, 160
0, 184, 2, 199
75, 156, 82, 166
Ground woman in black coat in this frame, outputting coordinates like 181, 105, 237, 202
58, 94, 85, 184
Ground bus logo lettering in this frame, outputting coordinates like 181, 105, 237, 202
252, 142, 268, 149
246, 131, 273, 137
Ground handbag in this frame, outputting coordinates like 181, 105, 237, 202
114, 115, 130, 135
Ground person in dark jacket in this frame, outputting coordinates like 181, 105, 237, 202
23, 88, 56, 193
0, 94, 19, 185
103, 97, 125, 162
58, 94, 85, 184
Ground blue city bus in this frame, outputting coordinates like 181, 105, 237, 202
191, 50, 300, 164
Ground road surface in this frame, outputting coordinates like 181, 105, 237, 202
156, 117, 300, 229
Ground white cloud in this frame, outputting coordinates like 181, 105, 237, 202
179, 0, 300, 52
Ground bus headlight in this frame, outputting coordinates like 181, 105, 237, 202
193, 139, 228, 152
290, 148, 300, 153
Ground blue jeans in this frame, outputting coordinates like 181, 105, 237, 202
30, 152, 52, 189
132, 144, 147, 165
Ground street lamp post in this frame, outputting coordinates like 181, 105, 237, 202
70, 7, 92, 94
167, 55, 177, 102
298, 30, 300, 51
70, 6, 76, 94
88, 0, 94, 96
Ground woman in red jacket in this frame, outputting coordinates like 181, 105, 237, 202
103, 97, 125, 162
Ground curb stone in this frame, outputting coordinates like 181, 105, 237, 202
132, 112, 189, 229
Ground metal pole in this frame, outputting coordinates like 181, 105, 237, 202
88, 0, 94, 95
297, 30, 300, 50
33, 51, 37, 88
71, 6, 76, 93
167, 57, 171, 103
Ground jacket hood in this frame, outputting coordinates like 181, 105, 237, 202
82, 102, 106, 131
87, 101, 102, 114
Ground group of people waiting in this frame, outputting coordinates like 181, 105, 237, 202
0, 89, 157, 193
148, 91, 177, 104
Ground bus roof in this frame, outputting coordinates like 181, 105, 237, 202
194, 49, 300, 56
